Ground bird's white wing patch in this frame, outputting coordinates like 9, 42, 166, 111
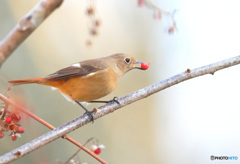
71, 63, 81, 67
82, 72, 96, 78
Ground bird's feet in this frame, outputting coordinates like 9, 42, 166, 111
75, 100, 94, 123
83, 110, 94, 123
89, 96, 121, 106
106, 97, 120, 106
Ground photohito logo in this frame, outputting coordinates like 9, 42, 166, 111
210, 155, 238, 160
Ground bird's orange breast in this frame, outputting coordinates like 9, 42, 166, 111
43, 68, 119, 102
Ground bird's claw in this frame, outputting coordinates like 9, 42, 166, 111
84, 110, 94, 123
107, 97, 121, 106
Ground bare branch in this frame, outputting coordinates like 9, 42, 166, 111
0, 55, 240, 163
0, 0, 64, 67
144, 0, 172, 16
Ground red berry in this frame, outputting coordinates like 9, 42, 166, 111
5, 117, 12, 124
86, 7, 95, 16
11, 114, 17, 120
153, 12, 162, 20
90, 28, 98, 36
11, 135, 17, 141
94, 20, 101, 27
11, 114, 21, 121
168, 26, 175, 34
138, 0, 145, 7
168, 22, 176, 34
17, 126, 25, 133
141, 62, 150, 70
0, 132, 4, 138
94, 147, 101, 154
86, 40, 92, 46
9, 125, 15, 130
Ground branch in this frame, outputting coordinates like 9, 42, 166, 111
0, 55, 240, 163
0, 94, 107, 164
144, 0, 172, 16
0, 0, 63, 67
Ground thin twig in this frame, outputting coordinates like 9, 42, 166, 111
0, 95, 107, 164
0, 55, 240, 163
0, 0, 64, 67
144, 0, 172, 16
64, 137, 94, 164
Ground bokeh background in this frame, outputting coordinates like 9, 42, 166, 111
1, 0, 240, 163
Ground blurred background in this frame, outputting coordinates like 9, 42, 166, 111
1, 0, 240, 163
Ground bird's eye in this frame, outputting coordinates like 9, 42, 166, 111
124, 58, 131, 64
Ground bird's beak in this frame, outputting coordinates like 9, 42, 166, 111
134, 61, 143, 70
134, 61, 150, 70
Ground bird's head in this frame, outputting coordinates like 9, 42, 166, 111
109, 53, 150, 76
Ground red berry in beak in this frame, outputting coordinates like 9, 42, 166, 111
141, 62, 150, 70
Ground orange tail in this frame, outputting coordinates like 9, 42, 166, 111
8, 77, 45, 86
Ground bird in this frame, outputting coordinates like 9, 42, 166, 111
8, 53, 149, 121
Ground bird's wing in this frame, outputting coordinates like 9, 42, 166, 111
43, 63, 106, 80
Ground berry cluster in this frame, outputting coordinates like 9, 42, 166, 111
137, 0, 177, 34
0, 110, 24, 141
85, 3, 101, 46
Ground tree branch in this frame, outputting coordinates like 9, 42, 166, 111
0, 55, 240, 163
0, 0, 63, 67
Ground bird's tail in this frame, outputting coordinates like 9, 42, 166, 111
8, 78, 45, 86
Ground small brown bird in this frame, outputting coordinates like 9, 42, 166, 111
8, 53, 149, 121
